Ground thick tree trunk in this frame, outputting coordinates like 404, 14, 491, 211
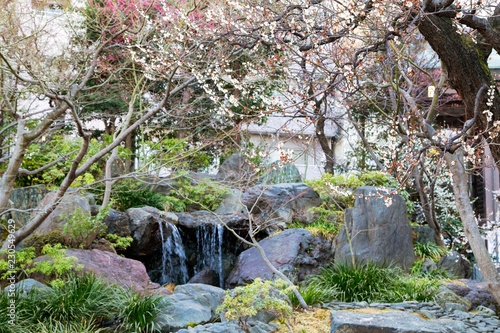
418, 13, 500, 161
316, 116, 335, 174
445, 151, 500, 306
0, 120, 28, 214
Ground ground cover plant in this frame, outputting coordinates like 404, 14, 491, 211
0, 273, 161, 333
289, 261, 443, 307
413, 242, 449, 261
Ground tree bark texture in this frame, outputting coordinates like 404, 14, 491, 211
445, 151, 500, 306
418, 13, 500, 162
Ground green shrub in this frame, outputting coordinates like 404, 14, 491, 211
62, 205, 110, 248
34, 244, 83, 287
92, 179, 168, 211
14, 134, 101, 188
163, 195, 186, 213
171, 173, 229, 211
0, 246, 37, 282
385, 277, 442, 302
217, 278, 292, 332
31, 318, 102, 333
105, 234, 133, 251
0, 244, 80, 284
291, 218, 340, 239
287, 282, 337, 308
92, 174, 228, 213
0, 287, 34, 333
306, 172, 414, 222
413, 242, 448, 261
40, 273, 118, 323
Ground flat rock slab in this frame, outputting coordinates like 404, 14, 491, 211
331, 310, 466, 333
154, 284, 225, 332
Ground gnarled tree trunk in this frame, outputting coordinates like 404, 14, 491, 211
445, 150, 500, 305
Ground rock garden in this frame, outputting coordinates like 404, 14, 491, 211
1, 156, 500, 333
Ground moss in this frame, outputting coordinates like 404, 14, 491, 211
458, 34, 491, 75
23, 231, 67, 256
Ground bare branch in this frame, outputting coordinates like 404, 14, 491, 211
18, 150, 78, 176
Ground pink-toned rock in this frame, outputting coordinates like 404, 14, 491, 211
34, 249, 164, 293
445, 279, 500, 313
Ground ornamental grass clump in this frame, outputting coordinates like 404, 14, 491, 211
0, 273, 161, 333
287, 281, 338, 308
413, 242, 448, 261
309, 261, 395, 302
307, 260, 442, 303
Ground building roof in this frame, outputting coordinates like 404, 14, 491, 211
243, 116, 338, 138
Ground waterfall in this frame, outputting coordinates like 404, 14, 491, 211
158, 221, 189, 285
196, 223, 224, 288
217, 224, 223, 288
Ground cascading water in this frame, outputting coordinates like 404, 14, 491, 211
196, 223, 224, 288
158, 221, 189, 285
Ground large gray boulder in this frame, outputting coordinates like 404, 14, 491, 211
241, 183, 323, 231
154, 284, 225, 332
436, 251, 472, 279
176, 210, 246, 230
433, 285, 472, 310
216, 153, 256, 183
35, 190, 93, 246
8, 185, 49, 227
3, 279, 52, 296
214, 189, 247, 215
188, 268, 219, 286
102, 208, 131, 237
125, 206, 179, 257
412, 225, 436, 244
334, 186, 415, 270
330, 310, 466, 332
226, 229, 332, 288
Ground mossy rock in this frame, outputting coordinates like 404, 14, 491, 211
433, 286, 471, 310
23, 231, 67, 256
